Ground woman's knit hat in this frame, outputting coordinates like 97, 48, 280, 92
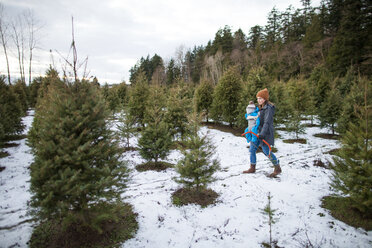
256, 88, 269, 100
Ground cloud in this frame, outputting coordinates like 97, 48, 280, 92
1, 0, 321, 84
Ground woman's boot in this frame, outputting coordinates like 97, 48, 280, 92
243, 164, 256, 174
269, 165, 281, 177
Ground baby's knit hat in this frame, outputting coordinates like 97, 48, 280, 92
246, 101, 256, 114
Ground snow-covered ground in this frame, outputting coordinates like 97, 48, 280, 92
1, 112, 371, 248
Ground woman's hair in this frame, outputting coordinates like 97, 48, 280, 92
258, 100, 275, 109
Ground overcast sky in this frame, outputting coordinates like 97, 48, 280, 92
1, 0, 321, 84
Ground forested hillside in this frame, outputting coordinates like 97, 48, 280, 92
129, 0, 371, 85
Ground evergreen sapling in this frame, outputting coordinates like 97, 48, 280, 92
175, 113, 220, 192
117, 109, 136, 150
28, 81, 129, 230
261, 192, 279, 247
138, 85, 172, 166
330, 79, 372, 216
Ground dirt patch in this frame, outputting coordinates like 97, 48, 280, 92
201, 122, 244, 137
2, 134, 28, 142
28, 203, 138, 248
0, 151, 9, 158
135, 161, 174, 172
171, 187, 219, 207
313, 159, 330, 169
327, 148, 340, 156
283, 139, 307, 144
1, 142, 19, 149
313, 133, 339, 140
304, 123, 319, 128
122, 146, 137, 152
322, 196, 372, 231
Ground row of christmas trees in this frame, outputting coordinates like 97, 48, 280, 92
23, 67, 222, 246
107, 65, 369, 138
0, 63, 370, 245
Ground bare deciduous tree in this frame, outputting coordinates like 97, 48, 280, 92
204, 50, 224, 85
11, 14, 26, 84
0, 3, 11, 84
23, 9, 41, 85
57, 16, 89, 83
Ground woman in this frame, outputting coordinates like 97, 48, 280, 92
243, 88, 281, 177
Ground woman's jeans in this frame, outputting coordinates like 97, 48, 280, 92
250, 139, 279, 166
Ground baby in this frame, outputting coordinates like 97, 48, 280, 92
246, 101, 259, 132
244, 101, 260, 143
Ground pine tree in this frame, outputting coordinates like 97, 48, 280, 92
307, 65, 331, 109
264, 7, 281, 48
211, 67, 242, 126
28, 80, 129, 229
330, 79, 371, 216
319, 83, 342, 134
286, 109, 306, 139
285, 79, 307, 138
261, 192, 279, 247
117, 109, 136, 150
194, 80, 214, 123
138, 118, 172, 164
28, 76, 42, 108
106, 86, 120, 114
175, 113, 220, 192
303, 14, 324, 48
326, 0, 369, 76
0, 76, 24, 140
37, 66, 62, 100
336, 77, 364, 134
211, 26, 234, 55
12, 79, 28, 115
128, 71, 150, 127
166, 59, 181, 85
270, 80, 287, 126
138, 85, 172, 164
165, 84, 192, 141
116, 82, 128, 107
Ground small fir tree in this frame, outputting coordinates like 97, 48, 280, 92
307, 65, 331, 109
28, 77, 42, 108
12, 80, 29, 115
138, 85, 172, 165
336, 79, 365, 135
0, 76, 24, 140
286, 109, 306, 139
270, 81, 287, 126
175, 113, 220, 192
330, 80, 372, 217
127, 71, 150, 127
28, 80, 129, 229
165, 84, 192, 141
117, 109, 136, 150
116, 82, 129, 107
285, 79, 307, 138
306, 90, 317, 126
106, 86, 121, 114
137, 114, 172, 164
211, 67, 242, 126
319, 84, 342, 134
261, 192, 279, 247
194, 80, 214, 123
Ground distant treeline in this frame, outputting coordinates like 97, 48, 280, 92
129, 0, 371, 85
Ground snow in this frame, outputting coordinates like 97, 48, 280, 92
1, 112, 371, 248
